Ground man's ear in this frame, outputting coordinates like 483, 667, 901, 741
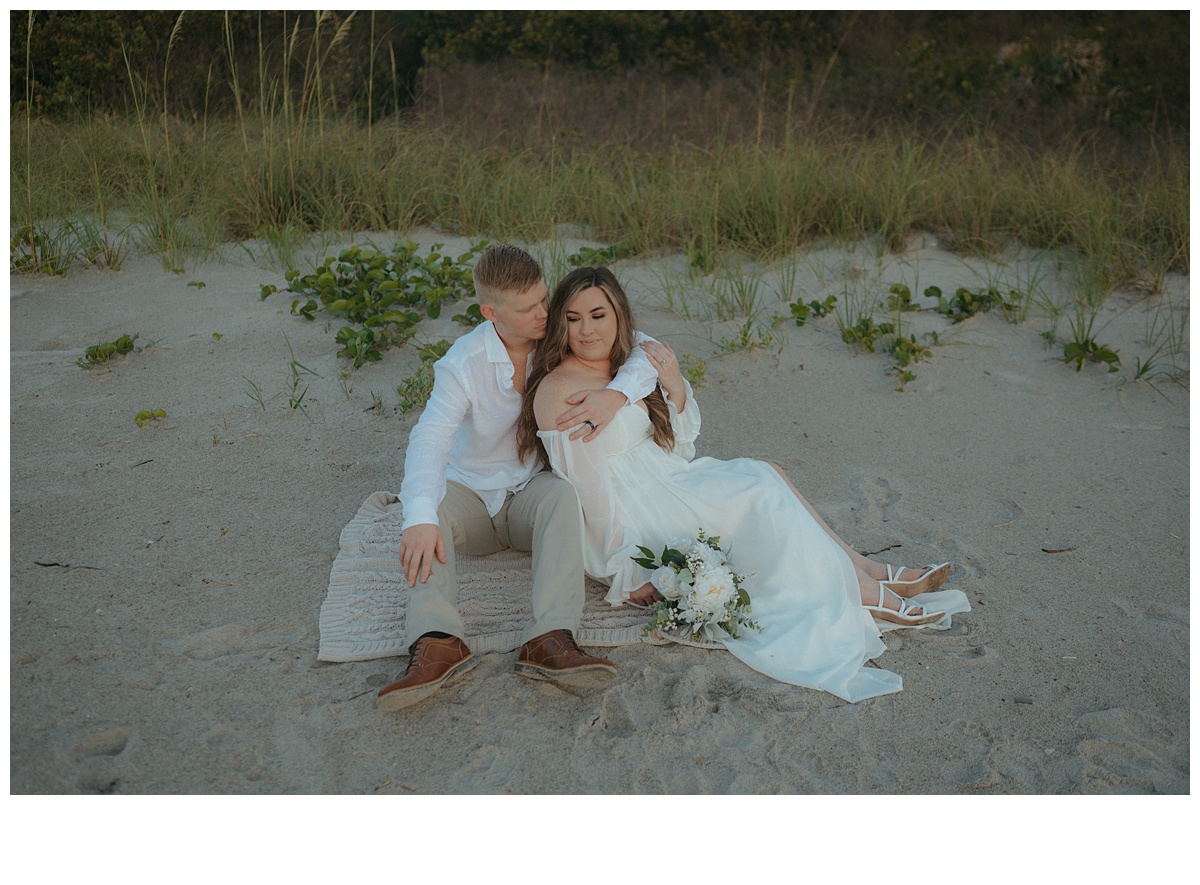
479, 302, 497, 323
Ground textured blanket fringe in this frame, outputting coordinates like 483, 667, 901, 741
319, 491, 665, 662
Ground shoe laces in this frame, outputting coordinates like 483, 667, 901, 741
555, 630, 590, 658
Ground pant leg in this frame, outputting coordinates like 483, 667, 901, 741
404, 481, 504, 643
498, 471, 586, 644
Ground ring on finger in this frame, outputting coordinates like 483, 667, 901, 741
584, 420, 596, 431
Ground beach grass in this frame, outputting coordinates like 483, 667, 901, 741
9, 10, 1189, 365
12, 115, 1187, 286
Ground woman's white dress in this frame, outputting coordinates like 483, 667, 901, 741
538, 384, 968, 703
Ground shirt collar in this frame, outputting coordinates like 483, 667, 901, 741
481, 321, 512, 366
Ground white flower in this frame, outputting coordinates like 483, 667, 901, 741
651, 566, 683, 600
697, 568, 736, 604
631, 529, 759, 641
686, 568, 736, 621
684, 546, 718, 574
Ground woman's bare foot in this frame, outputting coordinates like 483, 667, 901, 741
628, 582, 663, 607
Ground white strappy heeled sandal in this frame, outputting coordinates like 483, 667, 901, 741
864, 582, 946, 627
881, 562, 950, 598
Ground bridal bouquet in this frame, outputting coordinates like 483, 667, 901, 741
632, 529, 759, 641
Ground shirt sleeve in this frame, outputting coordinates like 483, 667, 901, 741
541, 429, 654, 605
398, 360, 470, 530
607, 331, 660, 405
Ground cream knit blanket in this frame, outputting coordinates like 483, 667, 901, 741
318, 491, 665, 662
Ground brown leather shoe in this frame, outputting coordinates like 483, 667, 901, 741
514, 629, 616, 690
377, 634, 476, 712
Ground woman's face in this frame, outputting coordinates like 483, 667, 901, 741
564, 285, 618, 363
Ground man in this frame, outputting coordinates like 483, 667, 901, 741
378, 245, 658, 711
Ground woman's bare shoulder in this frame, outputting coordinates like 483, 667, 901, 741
533, 367, 585, 431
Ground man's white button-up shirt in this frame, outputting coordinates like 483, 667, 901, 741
399, 320, 658, 531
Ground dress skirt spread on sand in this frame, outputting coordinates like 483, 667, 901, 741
537, 384, 957, 703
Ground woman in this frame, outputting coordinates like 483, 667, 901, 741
516, 267, 969, 702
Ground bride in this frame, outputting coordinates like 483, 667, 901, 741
516, 266, 969, 702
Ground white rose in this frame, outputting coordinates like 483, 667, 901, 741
687, 543, 725, 574
651, 566, 683, 600
690, 569, 736, 614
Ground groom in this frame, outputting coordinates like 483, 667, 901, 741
378, 244, 659, 711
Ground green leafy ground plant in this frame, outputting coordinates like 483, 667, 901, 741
77, 333, 140, 367
267, 240, 486, 369
840, 317, 894, 353
134, 408, 167, 427
396, 340, 452, 414
1063, 335, 1120, 373
929, 285, 1022, 323
567, 243, 637, 266
888, 334, 934, 391
790, 294, 837, 326
679, 353, 708, 388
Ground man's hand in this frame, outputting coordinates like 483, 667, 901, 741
556, 388, 629, 441
399, 523, 446, 588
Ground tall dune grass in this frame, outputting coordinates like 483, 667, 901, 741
9, 11, 1189, 285
11, 113, 1188, 281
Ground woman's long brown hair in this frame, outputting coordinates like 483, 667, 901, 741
517, 266, 675, 467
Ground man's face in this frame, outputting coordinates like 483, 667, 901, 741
483, 280, 549, 346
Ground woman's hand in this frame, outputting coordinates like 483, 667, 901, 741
641, 340, 686, 408
628, 582, 663, 607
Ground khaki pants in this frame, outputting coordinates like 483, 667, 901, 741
405, 472, 585, 647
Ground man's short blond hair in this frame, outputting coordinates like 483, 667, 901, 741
472, 245, 543, 304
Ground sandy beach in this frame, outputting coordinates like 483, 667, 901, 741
8, 228, 1189, 799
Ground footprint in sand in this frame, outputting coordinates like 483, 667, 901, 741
944, 719, 996, 786
912, 622, 994, 662
1075, 708, 1187, 794
166, 623, 305, 660
73, 725, 132, 759
73, 725, 133, 794
857, 475, 901, 529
